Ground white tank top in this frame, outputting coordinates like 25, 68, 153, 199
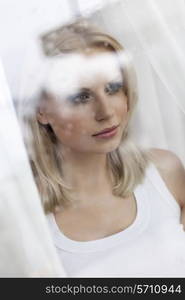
46, 163, 185, 277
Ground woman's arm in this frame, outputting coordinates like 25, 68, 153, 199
149, 148, 185, 230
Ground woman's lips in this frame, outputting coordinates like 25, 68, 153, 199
93, 125, 119, 136
92, 125, 119, 139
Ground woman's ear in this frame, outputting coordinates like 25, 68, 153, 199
37, 108, 49, 125
37, 90, 53, 125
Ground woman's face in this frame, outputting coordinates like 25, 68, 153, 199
37, 47, 128, 154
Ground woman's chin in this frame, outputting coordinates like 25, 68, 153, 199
94, 143, 120, 154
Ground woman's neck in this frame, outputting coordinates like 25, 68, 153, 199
59, 147, 113, 206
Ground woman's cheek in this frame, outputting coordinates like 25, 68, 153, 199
116, 98, 128, 118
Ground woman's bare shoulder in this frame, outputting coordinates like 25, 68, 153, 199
148, 148, 185, 208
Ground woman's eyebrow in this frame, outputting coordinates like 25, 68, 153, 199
109, 76, 123, 82
69, 78, 124, 94
70, 87, 91, 94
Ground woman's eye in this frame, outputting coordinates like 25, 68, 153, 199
68, 92, 92, 104
105, 82, 124, 95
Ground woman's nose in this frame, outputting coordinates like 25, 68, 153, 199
94, 93, 114, 121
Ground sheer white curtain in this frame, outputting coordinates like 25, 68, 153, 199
86, 0, 185, 163
0, 0, 185, 277
0, 60, 66, 277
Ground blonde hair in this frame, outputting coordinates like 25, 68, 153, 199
18, 18, 151, 214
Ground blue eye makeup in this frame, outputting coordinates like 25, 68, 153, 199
105, 81, 124, 95
67, 91, 93, 104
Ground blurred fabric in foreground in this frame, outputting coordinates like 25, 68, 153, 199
0, 60, 66, 277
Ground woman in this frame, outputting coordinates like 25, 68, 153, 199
19, 18, 185, 277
